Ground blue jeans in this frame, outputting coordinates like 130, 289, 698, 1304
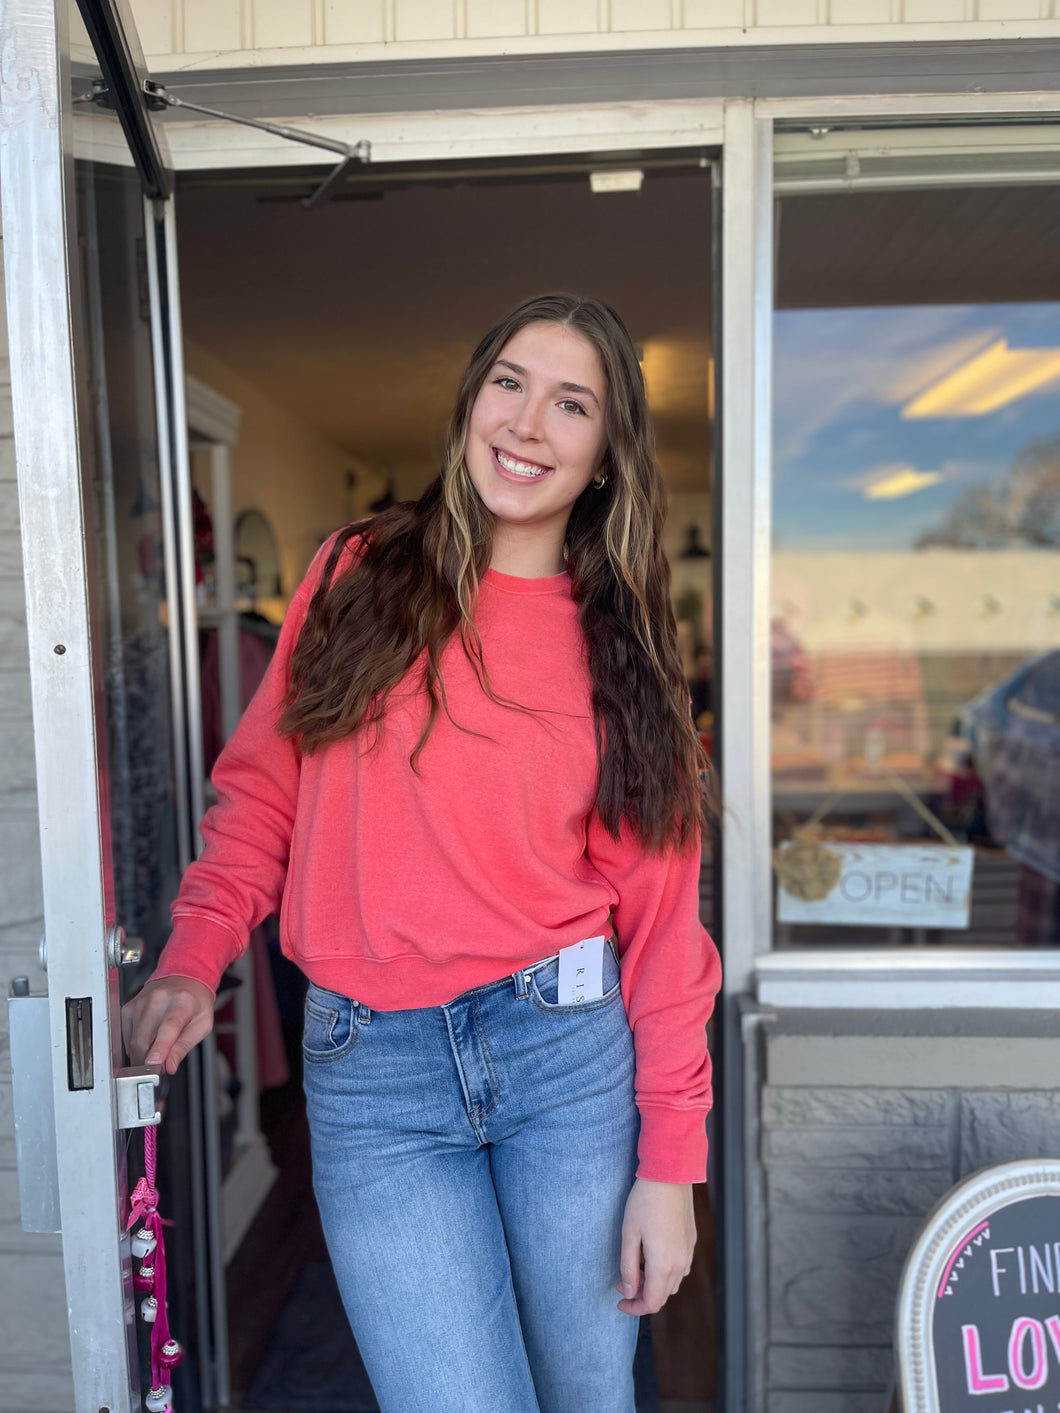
302, 938, 640, 1413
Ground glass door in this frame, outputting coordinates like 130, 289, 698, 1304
0, 2, 202, 1408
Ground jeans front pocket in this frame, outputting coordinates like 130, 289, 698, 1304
529, 939, 623, 1014
303, 983, 360, 1062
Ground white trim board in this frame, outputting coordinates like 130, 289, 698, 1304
158, 90, 1060, 173
163, 99, 725, 169
756, 950, 1060, 1010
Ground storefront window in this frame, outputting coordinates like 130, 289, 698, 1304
771, 130, 1060, 949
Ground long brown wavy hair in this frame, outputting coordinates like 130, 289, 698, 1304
279, 292, 709, 851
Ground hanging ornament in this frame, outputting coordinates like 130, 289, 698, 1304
158, 1338, 184, 1370
131, 1226, 157, 1259
125, 1124, 182, 1408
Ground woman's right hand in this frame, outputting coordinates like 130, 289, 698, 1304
121, 977, 216, 1076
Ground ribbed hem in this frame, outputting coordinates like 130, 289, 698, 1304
150, 915, 244, 995
482, 566, 572, 597
635, 1104, 710, 1184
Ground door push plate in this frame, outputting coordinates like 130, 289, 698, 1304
114, 1067, 163, 1129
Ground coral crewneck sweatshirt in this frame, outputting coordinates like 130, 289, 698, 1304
154, 535, 721, 1184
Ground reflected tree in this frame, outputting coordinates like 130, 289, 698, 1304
916, 433, 1060, 549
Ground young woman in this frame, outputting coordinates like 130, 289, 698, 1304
123, 292, 722, 1413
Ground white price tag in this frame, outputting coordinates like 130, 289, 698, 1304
557, 936, 606, 1006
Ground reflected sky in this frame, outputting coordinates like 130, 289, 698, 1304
773, 301, 1060, 550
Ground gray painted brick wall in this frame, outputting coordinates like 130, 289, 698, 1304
759, 1045, 1060, 1413
0, 229, 75, 1410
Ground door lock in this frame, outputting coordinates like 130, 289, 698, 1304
106, 925, 144, 969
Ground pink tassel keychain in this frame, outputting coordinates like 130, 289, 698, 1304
127, 1125, 184, 1413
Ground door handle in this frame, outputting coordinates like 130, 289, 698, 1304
106, 925, 144, 969
38, 925, 144, 972
114, 1066, 164, 1129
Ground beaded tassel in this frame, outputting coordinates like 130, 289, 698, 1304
126, 1125, 184, 1412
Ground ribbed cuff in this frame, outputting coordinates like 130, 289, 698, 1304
150, 914, 245, 996
635, 1104, 710, 1184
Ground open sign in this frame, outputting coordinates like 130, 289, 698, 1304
776, 841, 974, 929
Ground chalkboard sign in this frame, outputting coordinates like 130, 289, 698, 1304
897, 1161, 1060, 1413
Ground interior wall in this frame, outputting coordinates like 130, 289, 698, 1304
184, 337, 371, 601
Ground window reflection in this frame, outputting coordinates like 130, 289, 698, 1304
772, 170, 1060, 949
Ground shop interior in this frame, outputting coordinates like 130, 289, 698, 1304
172, 157, 718, 1410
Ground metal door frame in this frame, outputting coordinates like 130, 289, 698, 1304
0, 1, 200, 1408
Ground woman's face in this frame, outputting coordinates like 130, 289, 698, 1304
465, 321, 609, 561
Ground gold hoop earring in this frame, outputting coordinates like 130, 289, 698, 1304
592, 472, 608, 490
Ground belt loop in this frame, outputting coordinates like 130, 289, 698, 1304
358, 1000, 372, 1024
513, 967, 528, 1000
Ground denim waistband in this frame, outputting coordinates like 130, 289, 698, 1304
521, 951, 561, 976
307, 938, 617, 1018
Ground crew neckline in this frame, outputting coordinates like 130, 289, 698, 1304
482, 565, 573, 597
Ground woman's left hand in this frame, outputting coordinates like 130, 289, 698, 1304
615, 1177, 697, 1315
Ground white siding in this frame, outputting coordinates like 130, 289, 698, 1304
130, 0, 1060, 67
325, 0, 388, 41
466, 0, 528, 38
252, 0, 317, 48
0, 230, 74, 1412
394, 0, 459, 41
183, 0, 242, 53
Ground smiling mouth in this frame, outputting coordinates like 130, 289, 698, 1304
493, 447, 553, 479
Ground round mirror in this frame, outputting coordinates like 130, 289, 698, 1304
234, 509, 282, 600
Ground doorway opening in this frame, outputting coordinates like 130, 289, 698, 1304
175, 151, 718, 1411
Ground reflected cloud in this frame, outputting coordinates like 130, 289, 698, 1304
774, 302, 1060, 548
902, 339, 1060, 418
774, 306, 991, 471
858, 465, 944, 500
882, 330, 999, 405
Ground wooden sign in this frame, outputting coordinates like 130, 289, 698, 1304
776, 841, 974, 929
897, 1161, 1060, 1413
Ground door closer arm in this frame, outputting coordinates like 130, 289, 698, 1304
141, 80, 371, 208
